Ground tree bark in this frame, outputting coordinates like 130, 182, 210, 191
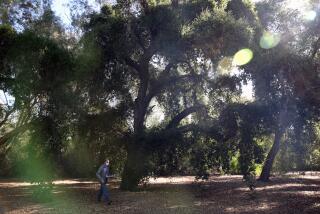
121, 63, 150, 191
166, 105, 204, 129
121, 85, 152, 190
258, 127, 284, 181
120, 142, 148, 191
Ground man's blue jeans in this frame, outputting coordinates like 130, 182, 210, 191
97, 182, 109, 202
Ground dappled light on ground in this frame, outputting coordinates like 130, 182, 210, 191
148, 176, 196, 184
0, 174, 319, 213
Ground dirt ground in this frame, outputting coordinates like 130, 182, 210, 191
0, 173, 320, 214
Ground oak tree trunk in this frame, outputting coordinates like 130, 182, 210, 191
120, 144, 147, 191
259, 127, 284, 181
121, 76, 150, 191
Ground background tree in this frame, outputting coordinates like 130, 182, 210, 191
245, 0, 320, 181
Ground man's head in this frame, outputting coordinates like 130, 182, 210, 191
105, 159, 110, 166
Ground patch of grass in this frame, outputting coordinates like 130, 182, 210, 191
31, 182, 54, 203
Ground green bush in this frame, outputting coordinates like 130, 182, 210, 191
31, 181, 54, 203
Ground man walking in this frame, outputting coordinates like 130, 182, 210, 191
96, 159, 112, 205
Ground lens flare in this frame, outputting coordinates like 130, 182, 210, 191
304, 10, 317, 21
233, 49, 253, 66
259, 31, 281, 49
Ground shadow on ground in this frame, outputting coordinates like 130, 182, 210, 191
0, 174, 319, 213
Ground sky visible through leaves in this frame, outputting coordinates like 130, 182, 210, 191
1, 0, 318, 122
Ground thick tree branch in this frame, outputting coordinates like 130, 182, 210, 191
3, 92, 9, 105
124, 45, 155, 76
158, 62, 175, 78
139, 0, 150, 14
311, 36, 320, 59
175, 124, 222, 138
0, 107, 15, 128
0, 122, 32, 147
125, 57, 142, 74
149, 123, 223, 145
171, 0, 179, 7
166, 105, 205, 129
140, 45, 156, 67
133, 28, 147, 51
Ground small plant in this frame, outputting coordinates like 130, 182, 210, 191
243, 171, 258, 200
244, 172, 256, 191
31, 181, 54, 203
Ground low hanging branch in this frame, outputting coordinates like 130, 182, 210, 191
0, 122, 32, 147
166, 105, 205, 129
148, 122, 223, 149
124, 57, 142, 75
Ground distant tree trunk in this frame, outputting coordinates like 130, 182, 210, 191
239, 127, 254, 177
293, 121, 305, 171
259, 127, 284, 181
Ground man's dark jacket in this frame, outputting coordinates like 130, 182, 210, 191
96, 164, 109, 184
